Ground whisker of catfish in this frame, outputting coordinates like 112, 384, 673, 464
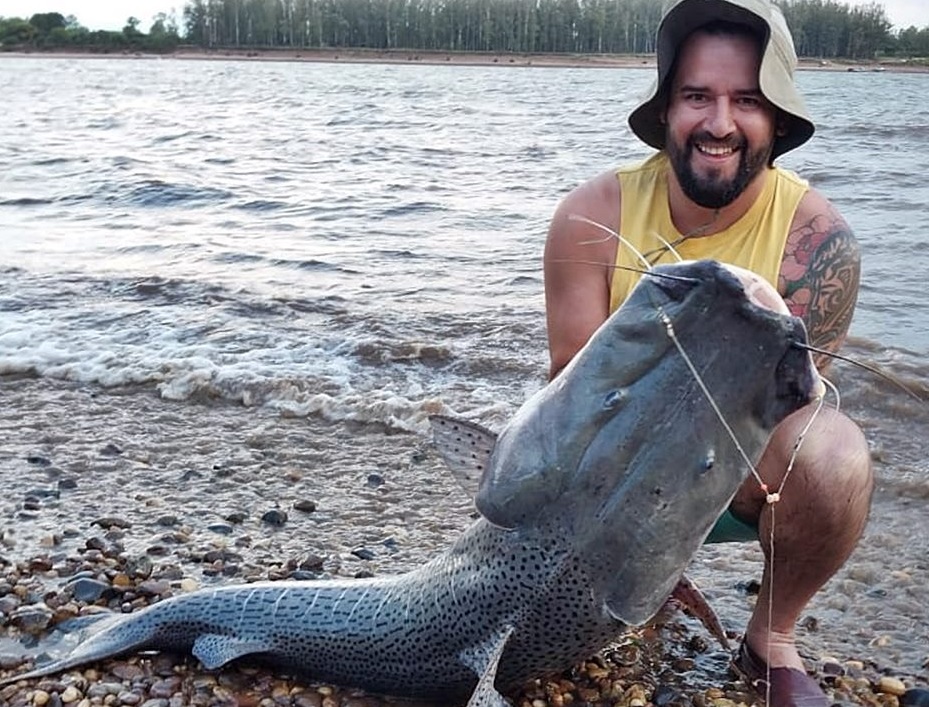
567, 214, 653, 271
547, 258, 699, 284
648, 232, 685, 263
793, 342, 924, 402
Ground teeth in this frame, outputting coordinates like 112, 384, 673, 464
697, 144, 735, 156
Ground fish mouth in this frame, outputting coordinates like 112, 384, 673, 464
775, 326, 824, 412
643, 260, 824, 412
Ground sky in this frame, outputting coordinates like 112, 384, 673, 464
1, 0, 926, 31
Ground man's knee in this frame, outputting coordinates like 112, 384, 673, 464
733, 405, 873, 524
790, 406, 871, 492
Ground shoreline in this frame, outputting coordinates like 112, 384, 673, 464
3, 46, 928, 73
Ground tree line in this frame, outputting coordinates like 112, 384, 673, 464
2, 0, 928, 60
0, 12, 181, 52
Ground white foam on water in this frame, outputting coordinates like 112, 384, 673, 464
0, 307, 534, 433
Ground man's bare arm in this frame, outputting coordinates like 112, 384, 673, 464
779, 192, 861, 370
543, 172, 620, 379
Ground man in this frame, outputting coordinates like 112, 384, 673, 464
543, 1, 874, 705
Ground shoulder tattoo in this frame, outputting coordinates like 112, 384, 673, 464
780, 208, 861, 361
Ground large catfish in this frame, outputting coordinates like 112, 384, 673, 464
1, 260, 822, 707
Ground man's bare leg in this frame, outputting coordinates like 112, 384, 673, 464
730, 405, 874, 669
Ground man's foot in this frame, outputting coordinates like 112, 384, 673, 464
731, 641, 829, 707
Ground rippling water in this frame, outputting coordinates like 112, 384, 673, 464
1, 56, 928, 682
2, 58, 927, 423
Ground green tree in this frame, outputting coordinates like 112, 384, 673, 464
778, 0, 892, 59
0, 17, 37, 45
184, 0, 210, 45
147, 11, 181, 50
895, 25, 929, 56
164, 0, 905, 58
28, 12, 66, 35
123, 16, 143, 37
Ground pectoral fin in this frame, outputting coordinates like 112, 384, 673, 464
192, 633, 270, 670
669, 575, 730, 649
459, 624, 515, 707
429, 415, 497, 497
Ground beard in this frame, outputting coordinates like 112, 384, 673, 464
667, 131, 773, 209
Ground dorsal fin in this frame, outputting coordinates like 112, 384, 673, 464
429, 414, 497, 497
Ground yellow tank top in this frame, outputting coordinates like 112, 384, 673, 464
609, 153, 809, 313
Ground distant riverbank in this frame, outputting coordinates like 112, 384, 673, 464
3, 46, 929, 72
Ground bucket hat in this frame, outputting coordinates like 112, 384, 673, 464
628, 0, 814, 160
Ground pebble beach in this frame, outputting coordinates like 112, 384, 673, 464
0, 376, 927, 707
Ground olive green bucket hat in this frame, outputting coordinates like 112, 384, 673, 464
628, 0, 815, 160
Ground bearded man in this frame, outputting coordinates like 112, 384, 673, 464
543, 1, 874, 705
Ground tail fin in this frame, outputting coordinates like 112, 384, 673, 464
1, 612, 141, 686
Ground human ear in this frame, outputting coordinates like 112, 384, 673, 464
775, 113, 788, 137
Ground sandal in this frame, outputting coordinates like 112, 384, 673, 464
731, 641, 829, 707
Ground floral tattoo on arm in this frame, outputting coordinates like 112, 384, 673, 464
780, 206, 861, 370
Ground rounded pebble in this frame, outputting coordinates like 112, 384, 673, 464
260, 509, 287, 526
60, 686, 82, 703
879, 677, 908, 697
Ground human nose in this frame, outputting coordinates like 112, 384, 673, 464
705, 97, 735, 137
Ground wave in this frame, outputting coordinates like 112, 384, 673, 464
0, 197, 55, 207
0, 303, 536, 434
233, 198, 289, 212
123, 179, 235, 207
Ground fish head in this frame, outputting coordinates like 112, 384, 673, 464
476, 260, 822, 622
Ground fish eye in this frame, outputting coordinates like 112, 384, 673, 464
701, 448, 716, 473
603, 389, 627, 409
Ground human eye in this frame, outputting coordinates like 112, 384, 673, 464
684, 91, 709, 104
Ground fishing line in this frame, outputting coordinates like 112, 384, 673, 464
759, 387, 827, 703
658, 304, 835, 706
656, 306, 764, 478
568, 214, 654, 271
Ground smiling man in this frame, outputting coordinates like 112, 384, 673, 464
543, 1, 874, 705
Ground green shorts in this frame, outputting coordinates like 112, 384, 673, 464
704, 509, 759, 544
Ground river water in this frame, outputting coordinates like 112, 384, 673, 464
0, 56, 927, 689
